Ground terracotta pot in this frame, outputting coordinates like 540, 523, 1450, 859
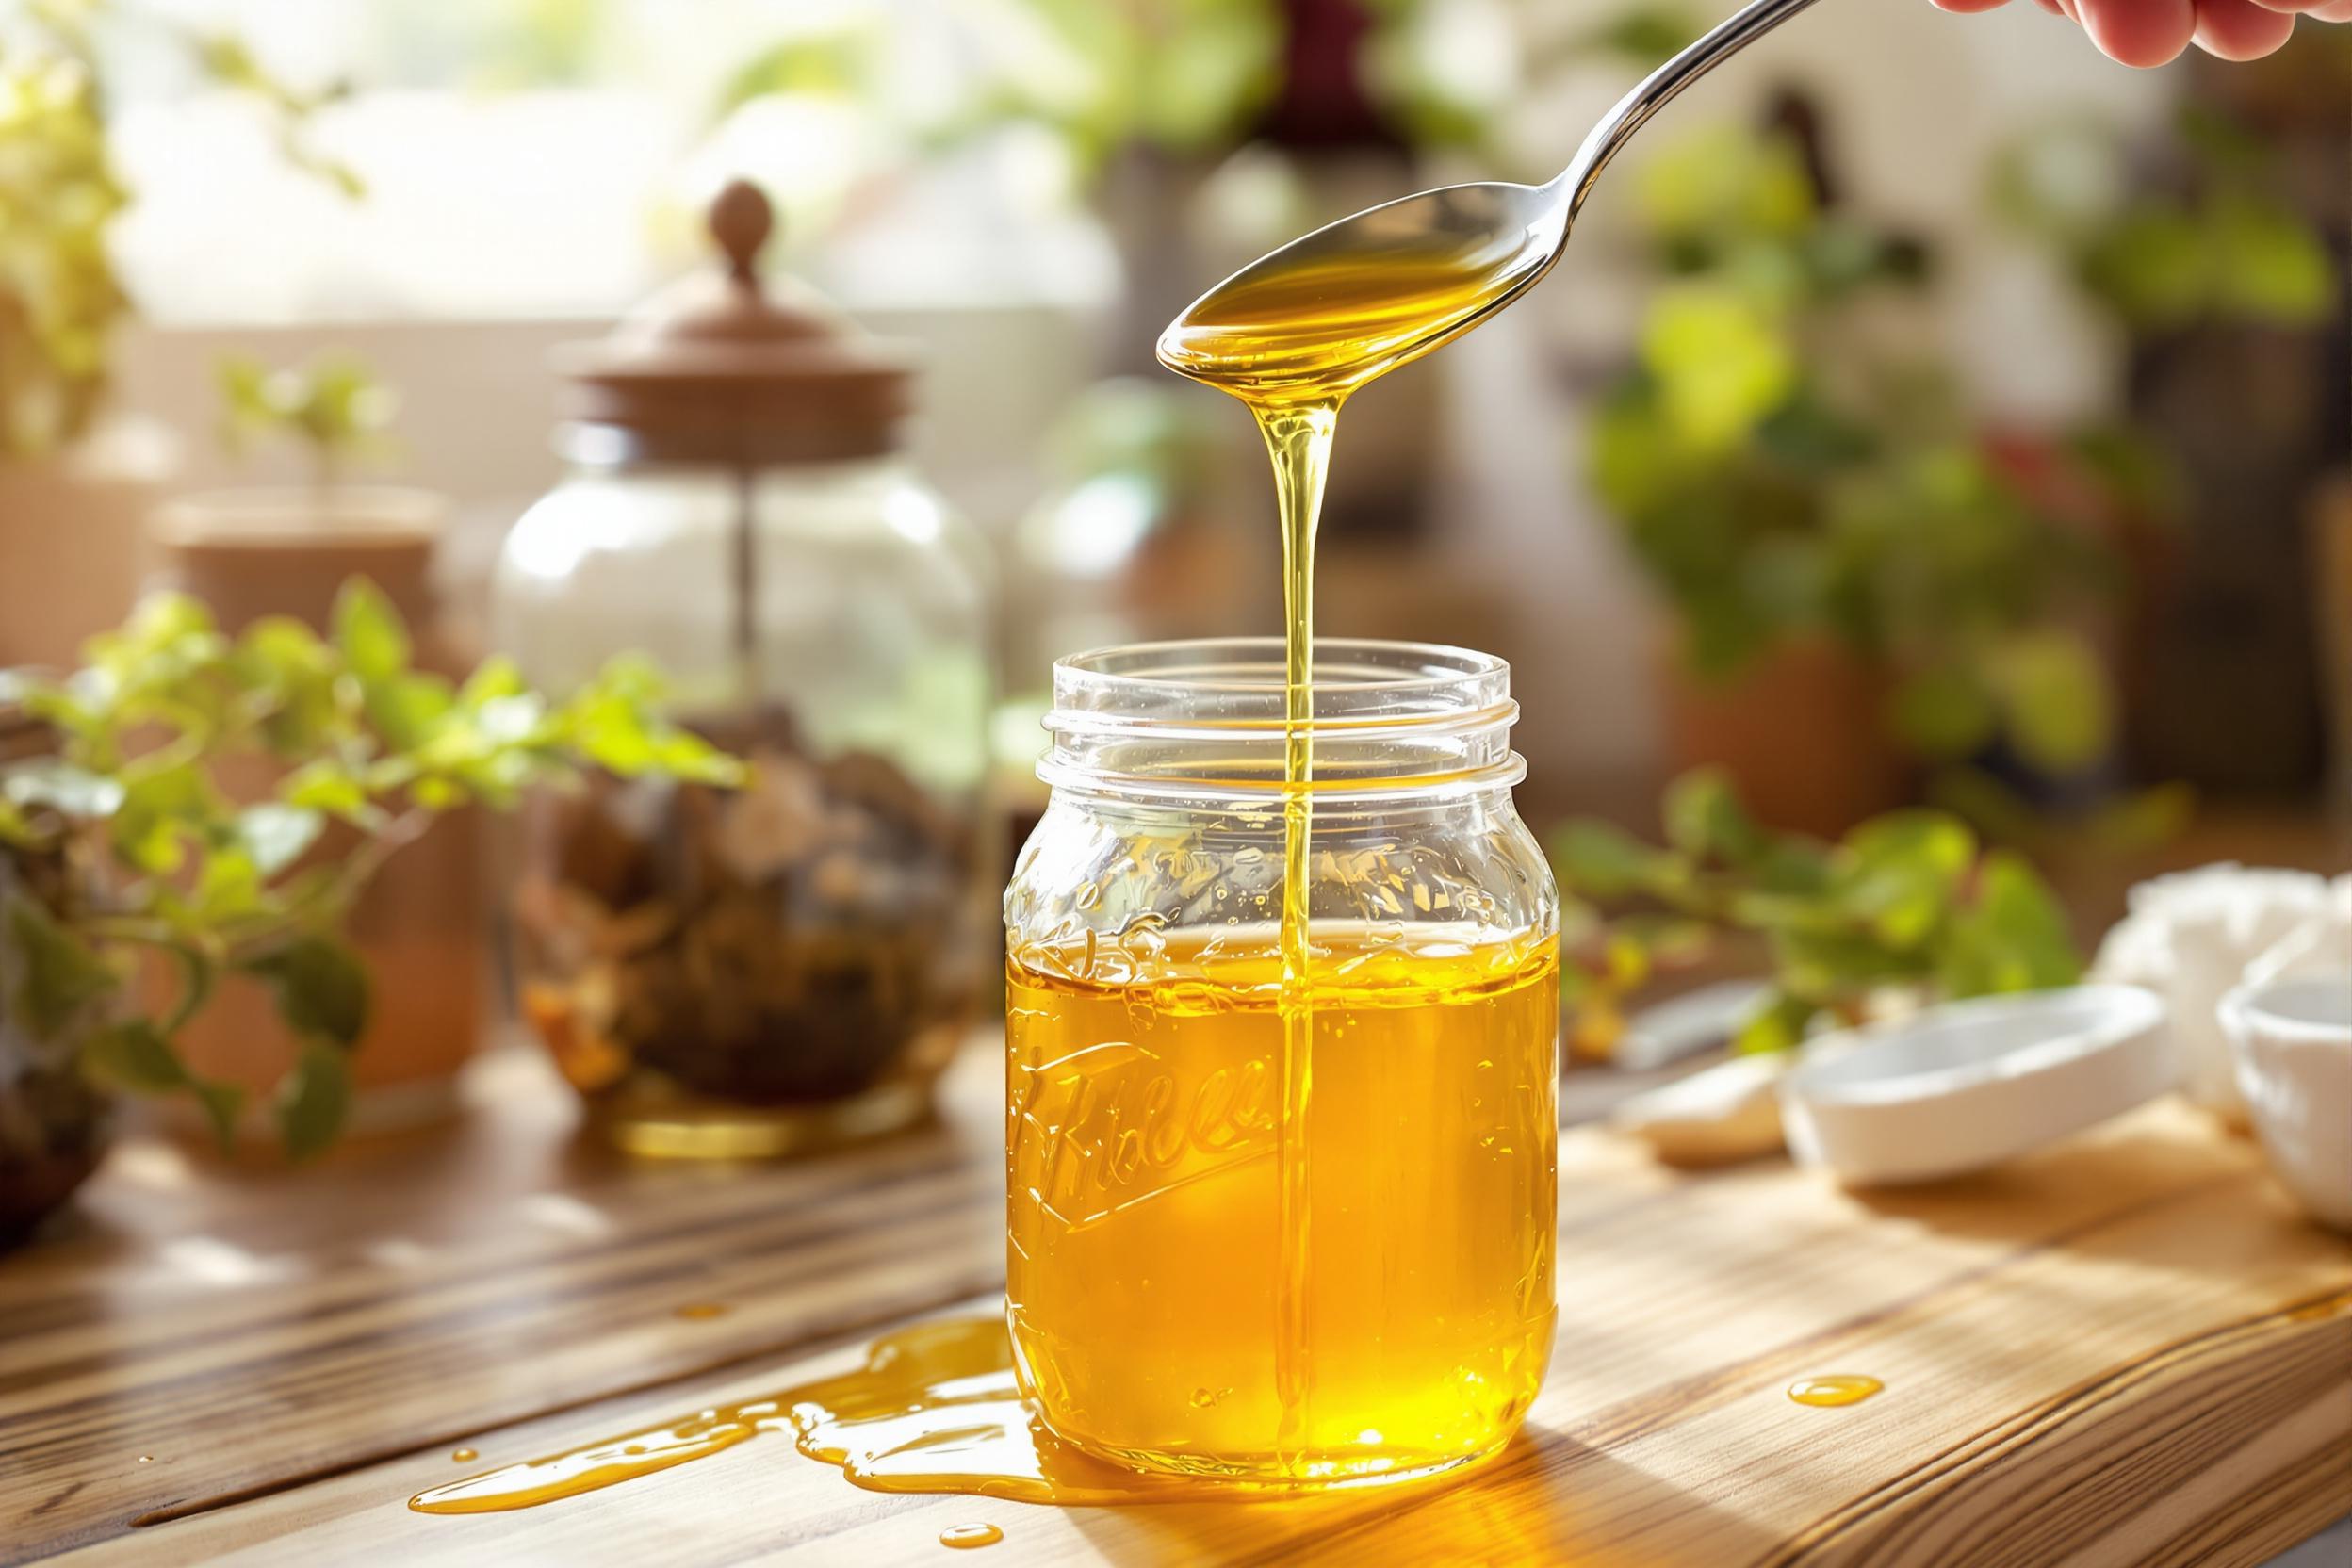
1658, 633, 1914, 839
0, 1014, 109, 1250
0, 419, 173, 670
146, 487, 485, 1131
0, 720, 110, 1248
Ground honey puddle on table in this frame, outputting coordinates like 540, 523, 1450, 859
1786, 1375, 1884, 1409
412, 1316, 1266, 1515
938, 1523, 1004, 1549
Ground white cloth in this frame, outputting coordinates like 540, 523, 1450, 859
2091, 865, 2344, 1123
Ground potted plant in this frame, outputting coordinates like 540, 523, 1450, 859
0, 8, 358, 669
139, 355, 505, 1118
152, 352, 440, 617
0, 583, 737, 1245
1586, 117, 2168, 838
1547, 767, 2082, 1060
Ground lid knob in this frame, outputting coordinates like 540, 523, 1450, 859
710, 179, 774, 290
549, 175, 916, 465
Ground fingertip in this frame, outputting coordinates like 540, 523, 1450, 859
2195, 0, 2300, 56
2077, 0, 2198, 64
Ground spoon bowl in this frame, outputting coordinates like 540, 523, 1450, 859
1158, 0, 1829, 397
1155, 181, 1566, 404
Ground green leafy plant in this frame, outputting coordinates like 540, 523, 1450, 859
1992, 106, 2336, 334
0, 582, 741, 1156
0, 2, 360, 458
218, 353, 398, 487
1549, 768, 2082, 1057
1589, 121, 2171, 785
0, 37, 126, 456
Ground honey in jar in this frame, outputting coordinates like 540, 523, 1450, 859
1003, 640, 1560, 1484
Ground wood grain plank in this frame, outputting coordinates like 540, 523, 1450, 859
0, 1046, 1008, 1563
30, 1098, 2347, 1568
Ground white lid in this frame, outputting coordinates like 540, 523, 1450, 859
1778, 985, 2174, 1186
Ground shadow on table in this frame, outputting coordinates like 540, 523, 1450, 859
1058, 1422, 1784, 1567
1836, 1105, 2270, 1255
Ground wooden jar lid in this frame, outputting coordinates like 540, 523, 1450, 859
551, 181, 916, 465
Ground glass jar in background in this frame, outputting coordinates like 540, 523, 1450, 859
496, 181, 993, 1159
1003, 640, 1560, 1485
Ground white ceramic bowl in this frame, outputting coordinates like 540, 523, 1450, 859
1778, 986, 2173, 1186
2219, 974, 2352, 1232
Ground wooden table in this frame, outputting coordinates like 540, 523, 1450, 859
4, 1030, 2346, 1568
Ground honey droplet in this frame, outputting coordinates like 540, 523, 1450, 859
675, 1302, 730, 1321
450, 1448, 479, 1462
1788, 1375, 1883, 1409
939, 1523, 1004, 1550
136, 1455, 154, 1463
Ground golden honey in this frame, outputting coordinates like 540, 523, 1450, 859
1157, 243, 1544, 407
1005, 928, 1560, 1483
1787, 1375, 1884, 1408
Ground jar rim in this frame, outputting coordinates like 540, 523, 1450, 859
1041, 638, 1523, 802
1053, 636, 1509, 715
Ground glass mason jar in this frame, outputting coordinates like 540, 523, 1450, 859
1004, 640, 1560, 1485
497, 182, 994, 1158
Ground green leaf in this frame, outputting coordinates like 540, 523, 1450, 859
717, 29, 874, 110
7, 893, 121, 1037
458, 655, 528, 709
80, 1019, 188, 1094
111, 760, 227, 876
191, 845, 267, 923
409, 775, 467, 810
1772, 924, 1926, 999
1732, 989, 1816, 1054
1640, 286, 1795, 450
1989, 629, 2112, 776
334, 579, 411, 684
364, 671, 454, 751
2208, 196, 2335, 324
236, 803, 324, 875
280, 760, 378, 825
2082, 207, 2206, 327
1837, 808, 1976, 950
646, 727, 744, 786
1938, 849, 2081, 997
1549, 820, 1677, 899
237, 615, 346, 754
189, 1078, 247, 1150
1662, 767, 1768, 866
275, 1040, 351, 1161
241, 935, 370, 1047
1889, 663, 1999, 761
1609, 912, 1714, 965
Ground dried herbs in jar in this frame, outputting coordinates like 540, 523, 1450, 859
516, 711, 984, 1142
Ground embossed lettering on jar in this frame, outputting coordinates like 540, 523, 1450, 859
1004, 641, 1559, 1485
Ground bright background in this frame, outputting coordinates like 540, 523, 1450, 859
6, 0, 2347, 832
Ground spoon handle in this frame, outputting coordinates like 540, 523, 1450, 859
1553, 0, 1832, 219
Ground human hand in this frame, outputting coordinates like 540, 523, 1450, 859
1932, 0, 2352, 66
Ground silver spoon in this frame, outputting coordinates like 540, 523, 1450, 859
1158, 0, 1830, 399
